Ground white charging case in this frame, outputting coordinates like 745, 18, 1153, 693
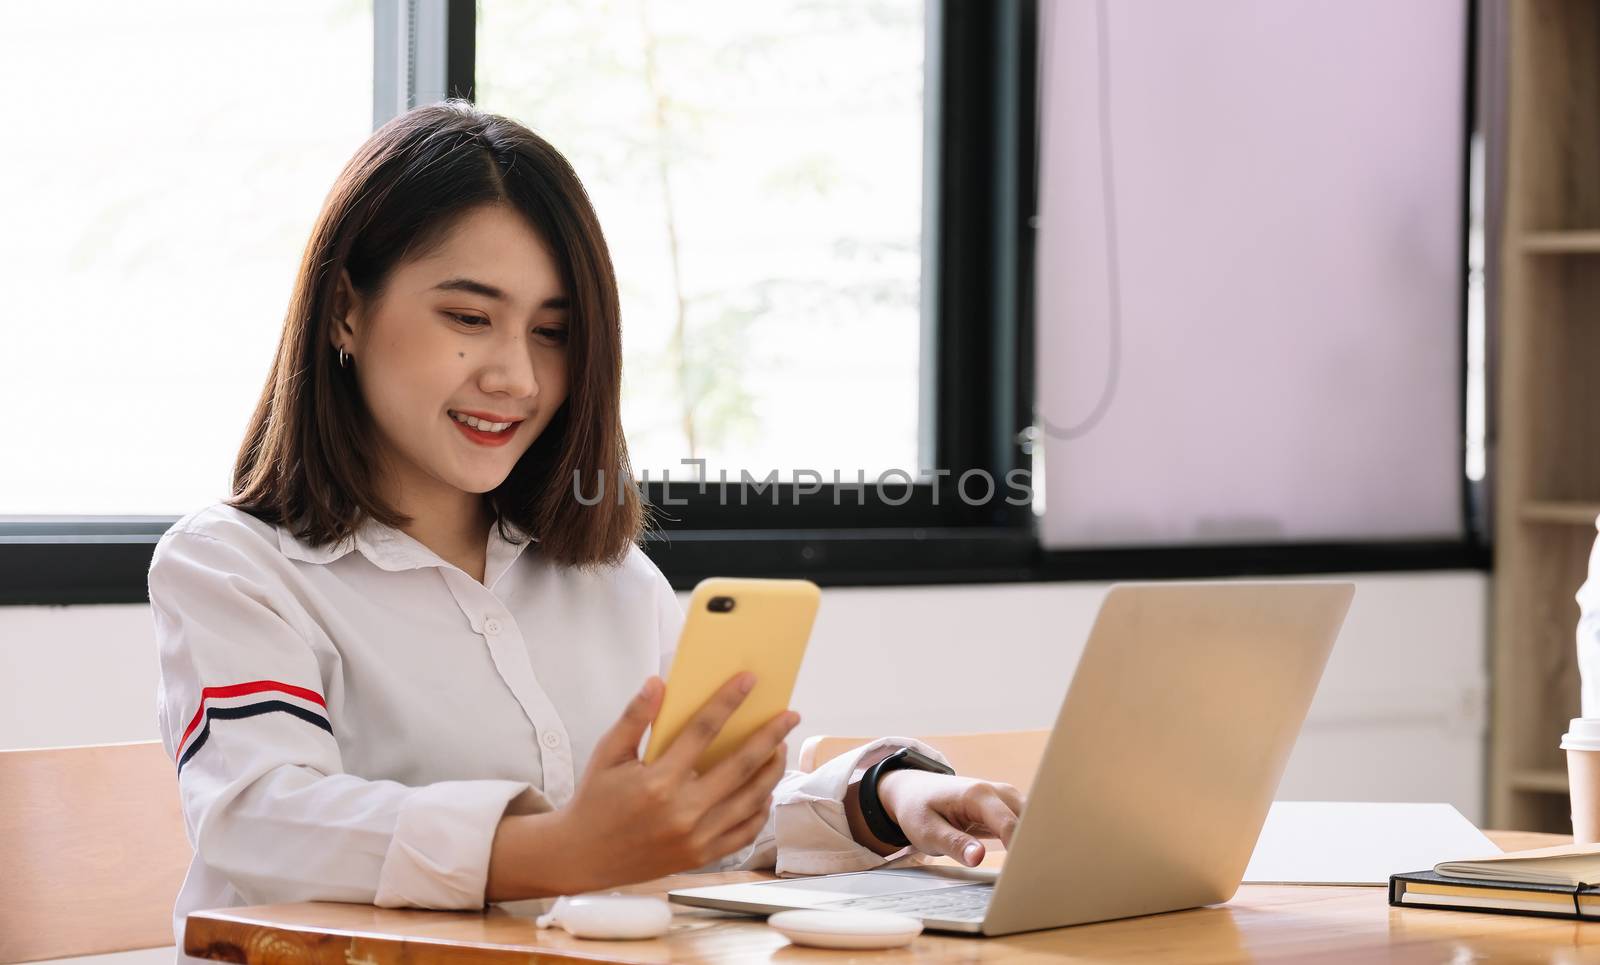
766, 909, 924, 949
534, 895, 674, 940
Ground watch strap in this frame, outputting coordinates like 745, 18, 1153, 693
858, 747, 955, 849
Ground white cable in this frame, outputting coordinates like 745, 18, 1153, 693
1039, 0, 1123, 441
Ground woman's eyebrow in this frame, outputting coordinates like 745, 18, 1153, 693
432, 277, 568, 309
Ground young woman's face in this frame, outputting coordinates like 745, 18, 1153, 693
337, 203, 571, 502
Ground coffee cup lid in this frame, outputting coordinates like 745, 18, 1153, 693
1562, 718, 1600, 751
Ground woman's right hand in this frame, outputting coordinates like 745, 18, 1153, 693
531, 672, 799, 894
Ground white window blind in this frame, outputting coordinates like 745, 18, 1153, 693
1035, 0, 1467, 548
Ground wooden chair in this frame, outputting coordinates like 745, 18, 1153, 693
798, 729, 1051, 796
0, 741, 191, 963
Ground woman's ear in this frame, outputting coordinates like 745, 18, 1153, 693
329, 269, 364, 353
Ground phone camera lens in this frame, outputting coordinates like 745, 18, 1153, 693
708, 596, 736, 613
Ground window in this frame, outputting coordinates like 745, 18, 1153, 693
1, 1, 1036, 602
0, 0, 1480, 605
477, 1, 927, 484
474, 0, 1038, 552
0, 2, 373, 515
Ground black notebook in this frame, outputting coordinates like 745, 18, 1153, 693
1390, 844, 1600, 921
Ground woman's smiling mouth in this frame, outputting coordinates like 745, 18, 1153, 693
449, 409, 523, 446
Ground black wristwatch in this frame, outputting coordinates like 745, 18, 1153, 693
857, 747, 955, 848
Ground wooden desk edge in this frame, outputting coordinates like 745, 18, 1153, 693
184, 830, 1578, 965
185, 912, 610, 965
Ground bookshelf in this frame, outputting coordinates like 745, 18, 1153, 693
1489, 0, 1600, 831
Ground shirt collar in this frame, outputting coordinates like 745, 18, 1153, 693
277, 516, 538, 580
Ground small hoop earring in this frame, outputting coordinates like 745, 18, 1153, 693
338, 347, 351, 369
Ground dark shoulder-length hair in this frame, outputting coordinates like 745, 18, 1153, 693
230, 100, 644, 567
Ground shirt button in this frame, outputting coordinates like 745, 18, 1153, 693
483, 618, 502, 636
542, 732, 562, 749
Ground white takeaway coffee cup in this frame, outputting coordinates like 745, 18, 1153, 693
1562, 718, 1600, 843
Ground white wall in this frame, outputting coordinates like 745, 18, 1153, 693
2, 571, 1487, 821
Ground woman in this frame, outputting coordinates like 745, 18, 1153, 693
150, 101, 1024, 946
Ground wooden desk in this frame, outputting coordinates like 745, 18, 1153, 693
186, 832, 1598, 964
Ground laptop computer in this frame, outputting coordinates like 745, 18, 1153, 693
669, 580, 1355, 936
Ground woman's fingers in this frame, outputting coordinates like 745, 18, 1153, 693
697, 746, 786, 838
704, 795, 774, 864
991, 781, 1025, 817
696, 708, 799, 801
965, 787, 1022, 848
913, 809, 987, 866
910, 785, 1023, 863
656, 672, 757, 775
589, 677, 664, 767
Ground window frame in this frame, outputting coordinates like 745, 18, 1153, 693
0, 0, 1488, 606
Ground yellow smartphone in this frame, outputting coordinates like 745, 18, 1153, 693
643, 577, 820, 772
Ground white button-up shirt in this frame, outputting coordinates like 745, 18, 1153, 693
150, 504, 935, 953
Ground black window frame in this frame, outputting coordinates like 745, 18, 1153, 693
0, 0, 1488, 606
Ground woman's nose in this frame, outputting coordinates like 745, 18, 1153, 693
479, 344, 539, 399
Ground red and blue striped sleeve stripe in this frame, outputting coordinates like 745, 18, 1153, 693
177, 680, 332, 771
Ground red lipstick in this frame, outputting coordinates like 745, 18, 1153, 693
448, 410, 522, 448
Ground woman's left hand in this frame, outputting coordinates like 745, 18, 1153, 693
875, 770, 1026, 867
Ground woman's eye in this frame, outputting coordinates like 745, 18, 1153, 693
536, 326, 569, 344
446, 312, 488, 328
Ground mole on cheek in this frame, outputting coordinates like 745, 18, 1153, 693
457, 352, 465, 359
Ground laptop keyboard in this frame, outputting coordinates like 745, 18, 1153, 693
822, 883, 994, 923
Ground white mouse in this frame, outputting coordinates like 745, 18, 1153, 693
766, 909, 923, 949
533, 894, 674, 940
